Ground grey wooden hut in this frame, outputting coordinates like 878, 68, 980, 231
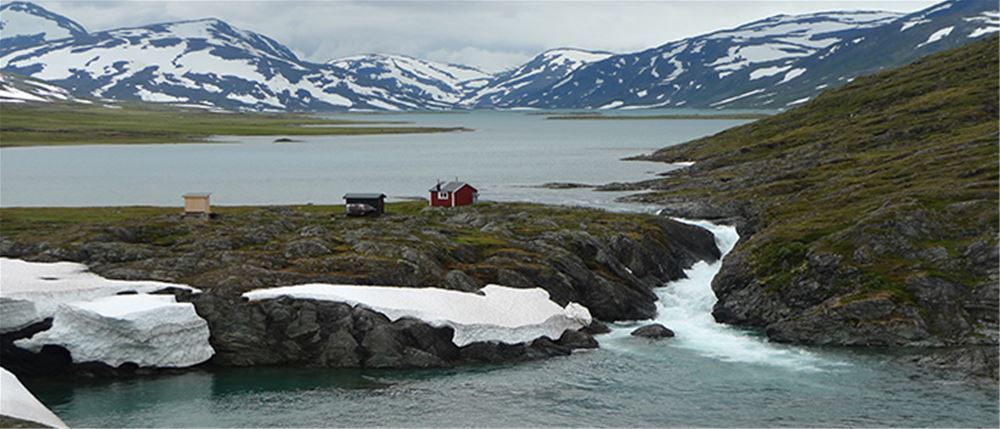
343, 193, 386, 216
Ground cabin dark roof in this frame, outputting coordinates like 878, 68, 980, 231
343, 193, 386, 200
429, 181, 475, 193
183, 192, 211, 198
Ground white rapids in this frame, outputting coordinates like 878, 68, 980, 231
605, 218, 836, 372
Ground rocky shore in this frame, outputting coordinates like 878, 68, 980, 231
609, 37, 999, 382
0, 201, 719, 377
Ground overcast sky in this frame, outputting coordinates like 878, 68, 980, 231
34, 0, 940, 72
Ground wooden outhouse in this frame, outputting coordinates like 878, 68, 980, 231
183, 192, 212, 217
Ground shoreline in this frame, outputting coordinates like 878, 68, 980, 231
0, 103, 471, 148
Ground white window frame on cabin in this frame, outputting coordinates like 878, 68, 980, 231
438, 191, 449, 200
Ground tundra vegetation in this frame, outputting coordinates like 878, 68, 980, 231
618, 36, 999, 380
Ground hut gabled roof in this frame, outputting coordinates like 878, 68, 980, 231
343, 193, 386, 200
429, 181, 476, 193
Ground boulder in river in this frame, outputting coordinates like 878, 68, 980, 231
630, 323, 675, 339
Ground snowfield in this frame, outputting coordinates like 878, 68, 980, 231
15, 294, 214, 368
0, 368, 68, 428
243, 284, 593, 346
0, 258, 198, 332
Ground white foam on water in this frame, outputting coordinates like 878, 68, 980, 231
605, 218, 840, 372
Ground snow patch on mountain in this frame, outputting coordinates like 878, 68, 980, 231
0, 1, 87, 54
965, 10, 1000, 37
327, 53, 488, 106
750, 65, 792, 80
900, 18, 932, 31
778, 68, 807, 84
917, 26, 955, 47
464, 47, 613, 107
710, 88, 766, 107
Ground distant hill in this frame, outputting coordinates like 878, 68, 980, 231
625, 36, 999, 380
0, 0, 996, 111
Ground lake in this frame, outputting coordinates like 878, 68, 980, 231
6, 110, 998, 427
0, 110, 747, 208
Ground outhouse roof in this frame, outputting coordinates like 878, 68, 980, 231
183, 192, 211, 198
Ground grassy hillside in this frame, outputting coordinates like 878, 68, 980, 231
0, 102, 467, 147
628, 35, 998, 362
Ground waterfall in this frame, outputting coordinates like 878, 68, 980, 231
605, 218, 834, 372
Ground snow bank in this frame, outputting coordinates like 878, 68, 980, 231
0, 258, 198, 332
15, 294, 214, 368
243, 284, 592, 346
0, 367, 68, 429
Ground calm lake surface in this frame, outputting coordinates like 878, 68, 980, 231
0, 110, 746, 208
7, 111, 998, 426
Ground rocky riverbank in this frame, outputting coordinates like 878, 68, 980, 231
0, 201, 719, 377
611, 37, 999, 382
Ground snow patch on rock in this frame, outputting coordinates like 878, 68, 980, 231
15, 294, 214, 368
0, 367, 67, 428
0, 258, 198, 332
242, 284, 593, 346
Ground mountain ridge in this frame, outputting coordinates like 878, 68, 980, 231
1, 0, 996, 111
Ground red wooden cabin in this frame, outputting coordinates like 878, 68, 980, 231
429, 181, 478, 207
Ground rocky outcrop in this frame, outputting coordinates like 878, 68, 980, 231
610, 38, 1000, 381
0, 203, 720, 323
630, 323, 675, 339
0, 202, 721, 377
184, 292, 597, 369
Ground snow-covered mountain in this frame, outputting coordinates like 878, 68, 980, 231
0, 72, 90, 104
495, 10, 904, 109
326, 54, 489, 108
492, 0, 997, 110
0, 1, 87, 55
0, 3, 486, 111
2, 17, 363, 111
720, 0, 1000, 108
462, 48, 613, 108
1, 0, 996, 111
